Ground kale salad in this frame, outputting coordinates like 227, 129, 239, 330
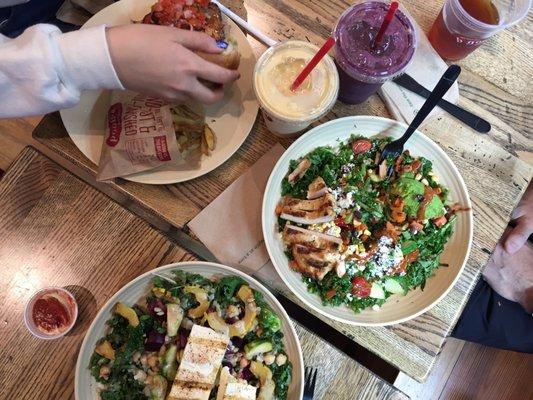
89, 271, 292, 400
276, 135, 465, 314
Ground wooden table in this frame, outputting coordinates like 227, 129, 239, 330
0, 147, 407, 400
31, 0, 533, 383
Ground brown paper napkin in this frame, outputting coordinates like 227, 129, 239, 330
188, 144, 285, 286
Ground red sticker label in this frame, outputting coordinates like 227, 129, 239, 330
106, 103, 123, 147
154, 136, 171, 161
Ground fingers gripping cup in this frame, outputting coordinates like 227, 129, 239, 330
253, 40, 339, 137
334, 1, 417, 104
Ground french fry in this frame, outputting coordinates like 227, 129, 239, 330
201, 132, 209, 156
204, 125, 216, 151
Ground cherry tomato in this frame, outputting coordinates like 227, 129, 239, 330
351, 276, 371, 298
352, 139, 372, 155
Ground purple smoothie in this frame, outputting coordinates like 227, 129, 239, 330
334, 1, 417, 104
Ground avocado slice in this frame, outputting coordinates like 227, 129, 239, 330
392, 177, 444, 219
244, 340, 273, 359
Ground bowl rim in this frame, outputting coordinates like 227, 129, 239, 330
262, 115, 473, 326
74, 261, 304, 399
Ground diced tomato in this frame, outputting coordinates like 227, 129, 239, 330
351, 276, 371, 298
335, 217, 350, 229
326, 289, 337, 299
432, 216, 447, 228
352, 140, 372, 155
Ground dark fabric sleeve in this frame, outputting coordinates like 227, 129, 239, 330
1, 0, 78, 38
452, 278, 533, 353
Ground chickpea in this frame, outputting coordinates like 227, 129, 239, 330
132, 351, 141, 363
99, 365, 111, 380
239, 358, 250, 368
276, 354, 287, 366
148, 354, 159, 370
140, 354, 148, 368
146, 375, 154, 386
263, 354, 275, 365
226, 305, 240, 318
133, 369, 147, 382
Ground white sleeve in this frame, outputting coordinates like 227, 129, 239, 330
0, 24, 124, 118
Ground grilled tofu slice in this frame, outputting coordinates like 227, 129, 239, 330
307, 177, 329, 199
280, 194, 336, 225
292, 244, 337, 281
167, 325, 229, 400
216, 367, 257, 400
283, 224, 342, 251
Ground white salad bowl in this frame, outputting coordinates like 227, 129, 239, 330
75, 262, 304, 399
262, 116, 473, 326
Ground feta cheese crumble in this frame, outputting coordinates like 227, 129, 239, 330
366, 236, 404, 278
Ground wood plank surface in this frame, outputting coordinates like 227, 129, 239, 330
29, 0, 533, 382
438, 342, 533, 400
0, 147, 406, 400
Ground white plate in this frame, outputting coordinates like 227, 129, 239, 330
60, 0, 258, 185
75, 261, 304, 399
262, 116, 473, 326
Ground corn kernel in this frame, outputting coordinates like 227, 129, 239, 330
363, 229, 371, 236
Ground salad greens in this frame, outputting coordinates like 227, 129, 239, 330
278, 135, 462, 314
90, 271, 292, 400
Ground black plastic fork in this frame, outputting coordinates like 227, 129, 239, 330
378, 65, 462, 177
303, 366, 318, 400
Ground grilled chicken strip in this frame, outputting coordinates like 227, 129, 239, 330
280, 193, 336, 225
307, 176, 328, 199
288, 158, 311, 183
283, 224, 342, 251
291, 244, 337, 281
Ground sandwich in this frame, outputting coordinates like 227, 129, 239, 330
142, 0, 240, 70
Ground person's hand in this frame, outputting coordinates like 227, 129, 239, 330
504, 181, 533, 254
106, 24, 240, 104
483, 181, 533, 313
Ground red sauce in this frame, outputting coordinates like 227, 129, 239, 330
32, 295, 71, 333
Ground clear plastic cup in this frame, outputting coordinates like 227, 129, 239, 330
429, 0, 532, 60
333, 0, 418, 104
253, 40, 339, 137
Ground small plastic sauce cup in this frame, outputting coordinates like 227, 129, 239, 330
24, 287, 78, 340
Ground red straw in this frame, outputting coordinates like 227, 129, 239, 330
290, 36, 336, 92
373, 1, 399, 49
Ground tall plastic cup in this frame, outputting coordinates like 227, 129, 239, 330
429, 0, 532, 60
333, 1, 417, 105
253, 40, 339, 137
